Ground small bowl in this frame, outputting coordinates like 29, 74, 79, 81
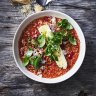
13, 10, 86, 84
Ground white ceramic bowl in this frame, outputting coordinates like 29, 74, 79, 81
13, 10, 86, 84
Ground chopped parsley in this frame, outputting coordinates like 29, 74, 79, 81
58, 19, 73, 30
22, 19, 77, 69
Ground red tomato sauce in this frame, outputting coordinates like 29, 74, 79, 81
19, 16, 80, 78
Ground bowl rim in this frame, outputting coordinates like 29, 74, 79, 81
13, 10, 86, 84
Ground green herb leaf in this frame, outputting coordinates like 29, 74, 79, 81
69, 35, 77, 45
62, 30, 68, 37
33, 56, 42, 69
53, 32, 63, 45
29, 57, 34, 65
23, 56, 30, 66
37, 35, 45, 48
50, 54, 58, 61
57, 22, 62, 26
45, 46, 52, 56
22, 49, 33, 66
58, 19, 73, 30
45, 32, 62, 61
66, 24, 73, 30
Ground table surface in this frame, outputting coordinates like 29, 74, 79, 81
0, 0, 96, 96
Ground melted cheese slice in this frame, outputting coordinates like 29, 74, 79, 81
56, 48, 67, 69
38, 25, 53, 38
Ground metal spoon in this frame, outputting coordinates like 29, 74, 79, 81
36, 0, 52, 6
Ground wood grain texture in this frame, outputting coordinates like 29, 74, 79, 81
0, 0, 96, 96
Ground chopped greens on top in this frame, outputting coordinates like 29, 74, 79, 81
22, 18, 77, 69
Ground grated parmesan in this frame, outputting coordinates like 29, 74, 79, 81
56, 48, 67, 69
21, 4, 32, 15
34, 4, 44, 13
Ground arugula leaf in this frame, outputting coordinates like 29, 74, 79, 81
22, 48, 42, 68
37, 35, 45, 48
33, 56, 42, 69
69, 35, 77, 45
58, 19, 73, 30
66, 24, 73, 30
45, 46, 52, 56
53, 32, 63, 45
22, 49, 33, 66
61, 30, 68, 37
45, 32, 62, 61
23, 56, 30, 66
29, 57, 34, 65
45, 42, 60, 61
45, 43, 60, 55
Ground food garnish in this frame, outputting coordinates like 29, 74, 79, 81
19, 16, 79, 78
34, 4, 44, 13
22, 19, 77, 69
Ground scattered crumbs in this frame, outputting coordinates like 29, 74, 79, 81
34, 4, 44, 13
11, 0, 45, 15
21, 4, 32, 15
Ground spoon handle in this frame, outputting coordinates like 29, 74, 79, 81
36, 0, 47, 6
46, 0, 52, 4
36, 0, 52, 6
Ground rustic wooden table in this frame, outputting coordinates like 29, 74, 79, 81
0, 0, 96, 96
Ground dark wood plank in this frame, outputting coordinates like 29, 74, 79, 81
0, 0, 96, 96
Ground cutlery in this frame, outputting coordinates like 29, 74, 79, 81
36, 0, 52, 6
